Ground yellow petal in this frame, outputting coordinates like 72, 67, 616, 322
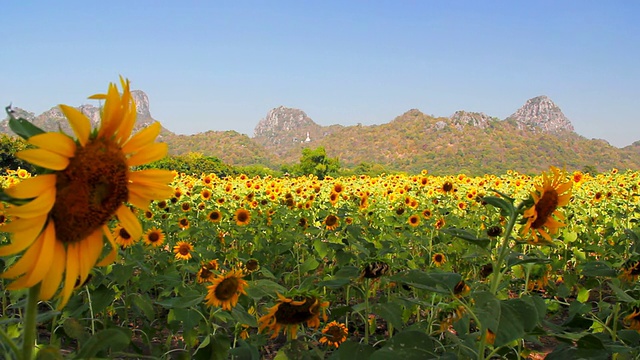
16, 149, 70, 171
1, 226, 48, 279
116, 205, 142, 241
40, 238, 65, 301
96, 225, 118, 267
126, 142, 168, 167
7, 222, 56, 289
4, 174, 56, 199
127, 191, 151, 210
59, 105, 91, 146
78, 228, 103, 285
121, 122, 161, 155
5, 187, 55, 218
128, 182, 173, 200
128, 168, 175, 184
59, 243, 79, 309
28, 133, 76, 158
0, 215, 48, 256
98, 83, 123, 139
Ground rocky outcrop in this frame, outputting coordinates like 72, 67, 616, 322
449, 111, 494, 129
507, 95, 574, 133
0, 90, 172, 137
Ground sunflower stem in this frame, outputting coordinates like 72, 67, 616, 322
490, 202, 524, 295
22, 283, 41, 360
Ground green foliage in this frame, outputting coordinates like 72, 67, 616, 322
288, 146, 340, 179
0, 134, 36, 173
140, 152, 237, 177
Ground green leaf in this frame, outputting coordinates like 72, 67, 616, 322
245, 279, 287, 300
440, 228, 490, 248
472, 291, 500, 334
63, 318, 86, 341
193, 333, 231, 360
373, 302, 404, 330
580, 261, 617, 277
300, 257, 320, 273
370, 330, 436, 359
333, 341, 375, 359
155, 293, 204, 309
313, 238, 329, 258
577, 287, 590, 303
74, 327, 131, 358
482, 195, 515, 217
334, 266, 361, 279
390, 270, 461, 294
8, 117, 45, 140
35, 345, 64, 360
228, 339, 260, 360
316, 278, 352, 289
89, 285, 116, 315
132, 293, 155, 321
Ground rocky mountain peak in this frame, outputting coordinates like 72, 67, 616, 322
253, 106, 318, 138
507, 95, 574, 133
131, 90, 151, 119
449, 111, 493, 129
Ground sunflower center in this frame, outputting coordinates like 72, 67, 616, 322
531, 189, 559, 229
148, 232, 160, 243
325, 325, 345, 341
274, 298, 315, 325
52, 137, 128, 244
214, 277, 240, 301
179, 245, 190, 255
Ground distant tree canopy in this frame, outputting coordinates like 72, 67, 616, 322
140, 152, 236, 177
282, 147, 340, 179
0, 134, 36, 173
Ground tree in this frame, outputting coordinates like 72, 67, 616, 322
292, 147, 340, 179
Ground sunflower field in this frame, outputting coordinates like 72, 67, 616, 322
2, 80, 640, 359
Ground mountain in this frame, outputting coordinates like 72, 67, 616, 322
1, 90, 173, 137
506, 95, 574, 133
2, 94, 639, 175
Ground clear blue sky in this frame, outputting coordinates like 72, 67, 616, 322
2, 1, 639, 147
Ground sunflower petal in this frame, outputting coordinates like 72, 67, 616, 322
128, 168, 175, 184
116, 205, 142, 241
59, 105, 91, 146
121, 122, 161, 155
1, 226, 48, 279
40, 237, 65, 301
7, 221, 56, 288
16, 149, 70, 171
126, 143, 168, 167
0, 215, 48, 256
28, 133, 76, 158
5, 187, 55, 218
4, 174, 56, 199
96, 225, 118, 267
59, 243, 79, 309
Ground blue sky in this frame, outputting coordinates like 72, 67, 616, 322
2, 1, 639, 147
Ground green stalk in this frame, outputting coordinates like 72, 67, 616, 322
489, 203, 524, 295
22, 283, 41, 360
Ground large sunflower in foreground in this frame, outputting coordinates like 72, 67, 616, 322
0, 78, 173, 307
205, 269, 248, 310
520, 166, 572, 244
258, 293, 329, 340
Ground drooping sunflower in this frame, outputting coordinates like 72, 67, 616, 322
235, 208, 251, 226
173, 241, 194, 260
319, 321, 348, 348
258, 293, 329, 340
113, 225, 135, 248
196, 259, 219, 283
520, 166, 573, 244
144, 227, 165, 247
205, 269, 248, 310
0, 78, 173, 307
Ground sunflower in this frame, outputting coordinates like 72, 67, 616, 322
17, 168, 30, 179
245, 259, 260, 272
173, 241, 194, 260
113, 225, 136, 248
319, 321, 348, 348
324, 214, 339, 231
201, 188, 212, 200
144, 210, 154, 220
624, 307, 640, 331
0, 78, 172, 307
196, 259, 219, 283
207, 209, 222, 223
435, 218, 446, 230
408, 214, 420, 227
520, 166, 573, 244
235, 208, 251, 226
620, 260, 640, 282
432, 253, 446, 266
258, 293, 329, 340
205, 269, 248, 310
178, 217, 190, 229
180, 202, 191, 212
144, 227, 165, 247
453, 280, 470, 297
